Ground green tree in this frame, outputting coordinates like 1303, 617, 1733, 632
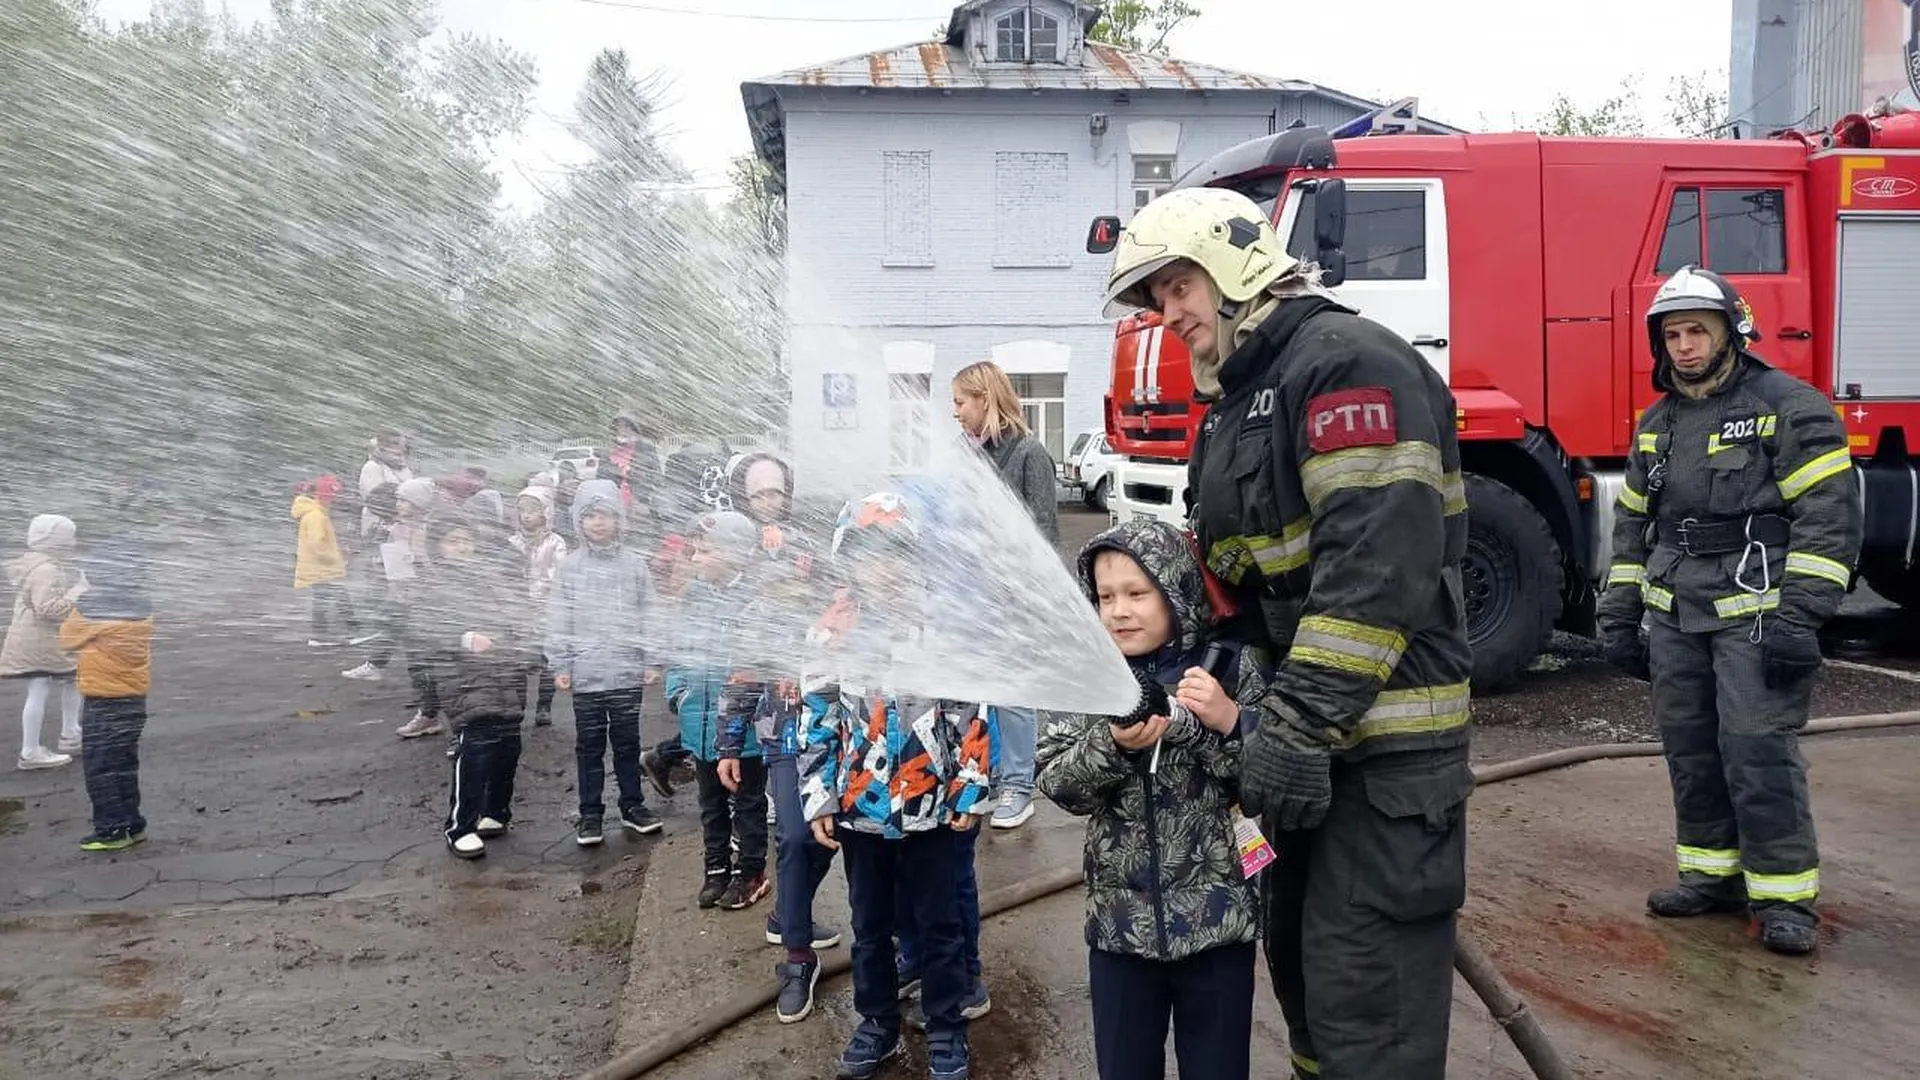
1663, 70, 1730, 138
1087, 0, 1200, 54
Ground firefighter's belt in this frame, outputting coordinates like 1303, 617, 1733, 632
1657, 514, 1790, 556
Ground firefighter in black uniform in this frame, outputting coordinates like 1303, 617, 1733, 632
1103, 186, 1474, 1080
1597, 266, 1861, 956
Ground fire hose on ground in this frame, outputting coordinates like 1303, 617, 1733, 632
576, 708, 1920, 1080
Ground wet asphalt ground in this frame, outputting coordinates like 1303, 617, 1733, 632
1, 505, 1915, 1079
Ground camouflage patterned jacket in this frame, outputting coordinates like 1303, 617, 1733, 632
1036, 519, 1263, 963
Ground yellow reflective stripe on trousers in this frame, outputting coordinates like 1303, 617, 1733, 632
1745, 868, 1820, 903
1619, 484, 1648, 514
1676, 844, 1741, 877
1713, 589, 1781, 619
1441, 470, 1467, 516
1606, 563, 1646, 588
1291, 1052, 1321, 1077
1784, 551, 1851, 588
1291, 615, 1407, 683
1778, 448, 1852, 501
1300, 442, 1443, 509
1642, 583, 1674, 612
1341, 682, 1471, 747
1245, 519, 1313, 576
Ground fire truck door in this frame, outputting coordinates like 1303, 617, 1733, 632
1278, 178, 1452, 381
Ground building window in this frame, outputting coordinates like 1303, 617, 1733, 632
1656, 186, 1786, 275
1286, 188, 1427, 281
994, 151, 1070, 268
882, 150, 933, 267
888, 373, 933, 472
994, 8, 1060, 62
1012, 372, 1068, 462
1132, 154, 1174, 211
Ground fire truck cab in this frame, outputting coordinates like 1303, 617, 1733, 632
1092, 111, 1920, 689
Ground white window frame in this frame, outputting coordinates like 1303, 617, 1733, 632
888, 373, 934, 472
1011, 372, 1068, 464
993, 6, 1060, 63
1132, 153, 1175, 212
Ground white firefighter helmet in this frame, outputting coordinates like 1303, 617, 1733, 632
1646, 265, 1760, 344
1101, 187, 1296, 318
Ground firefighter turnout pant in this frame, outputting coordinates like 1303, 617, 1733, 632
1262, 748, 1472, 1080
1648, 621, 1820, 913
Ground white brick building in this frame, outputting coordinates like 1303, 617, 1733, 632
741, 0, 1449, 497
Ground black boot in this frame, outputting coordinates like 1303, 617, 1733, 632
1754, 905, 1818, 955
1648, 883, 1747, 917
697, 868, 729, 909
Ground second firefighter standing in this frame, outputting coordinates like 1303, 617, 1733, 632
1598, 265, 1862, 956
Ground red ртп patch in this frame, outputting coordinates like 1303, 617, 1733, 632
1305, 387, 1397, 452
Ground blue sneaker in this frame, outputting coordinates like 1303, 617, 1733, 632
928, 1027, 971, 1080
835, 1019, 901, 1080
959, 979, 991, 1020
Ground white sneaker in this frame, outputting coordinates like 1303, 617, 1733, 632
476, 817, 507, 838
397, 712, 444, 739
448, 833, 485, 859
17, 747, 72, 771
56, 735, 82, 753
342, 662, 383, 681
990, 790, 1036, 830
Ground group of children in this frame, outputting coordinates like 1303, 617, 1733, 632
3, 495, 156, 854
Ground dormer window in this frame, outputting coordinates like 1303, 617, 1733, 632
994, 7, 1060, 62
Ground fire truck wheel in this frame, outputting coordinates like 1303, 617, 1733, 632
1462, 474, 1563, 693
1861, 555, 1920, 611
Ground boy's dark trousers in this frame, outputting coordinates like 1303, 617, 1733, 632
768, 750, 836, 946
842, 826, 969, 1038
574, 687, 648, 821
1089, 942, 1256, 1080
308, 582, 359, 641
445, 715, 521, 841
897, 821, 982, 984
694, 757, 767, 875
81, 695, 148, 838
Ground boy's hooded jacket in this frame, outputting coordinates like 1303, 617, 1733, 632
664, 511, 766, 761
546, 479, 653, 694
509, 482, 568, 603
292, 480, 348, 589
1034, 518, 1264, 963
0, 515, 80, 678
59, 536, 154, 699
411, 512, 539, 729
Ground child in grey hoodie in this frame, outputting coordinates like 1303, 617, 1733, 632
547, 479, 663, 846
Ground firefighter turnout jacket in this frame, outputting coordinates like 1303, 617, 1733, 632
1188, 295, 1474, 761
1599, 353, 1862, 638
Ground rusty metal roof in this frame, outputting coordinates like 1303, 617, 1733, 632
745, 39, 1326, 95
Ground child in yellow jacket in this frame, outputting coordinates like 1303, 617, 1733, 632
59, 531, 155, 852
292, 475, 363, 648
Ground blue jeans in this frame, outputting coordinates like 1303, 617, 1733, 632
81, 696, 147, 837
844, 827, 969, 1036
898, 821, 981, 982
768, 751, 838, 948
994, 705, 1037, 796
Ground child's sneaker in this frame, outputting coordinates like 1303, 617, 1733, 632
765, 914, 843, 949
618, 806, 664, 835
774, 953, 820, 1023
576, 817, 604, 847
697, 869, 730, 909
927, 1028, 971, 1080
448, 833, 485, 859
639, 748, 676, 797
17, 747, 72, 771
532, 709, 552, 728
342, 661, 383, 681
719, 871, 770, 910
397, 712, 443, 738
959, 979, 992, 1020
78, 829, 142, 852
476, 817, 508, 838
55, 734, 83, 754
834, 1019, 901, 1080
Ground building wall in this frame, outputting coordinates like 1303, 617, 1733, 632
1731, 0, 1920, 139
778, 88, 1366, 498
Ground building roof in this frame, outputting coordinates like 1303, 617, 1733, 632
741, 38, 1460, 194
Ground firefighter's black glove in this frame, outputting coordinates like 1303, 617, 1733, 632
1116, 667, 1168, 729
1601, 625, 1651, 682
1240, 735, 1331, 832
1762, 622, 1823, 690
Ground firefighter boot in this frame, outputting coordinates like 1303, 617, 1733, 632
1648, 884, 1747, 918
1754, 905, 1818, 956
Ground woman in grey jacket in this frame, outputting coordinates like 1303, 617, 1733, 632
951, 359, 1057, 829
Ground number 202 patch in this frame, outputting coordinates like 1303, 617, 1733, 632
1720, 416, 1759, 442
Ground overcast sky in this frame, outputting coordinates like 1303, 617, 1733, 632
98, 0, 1734, 211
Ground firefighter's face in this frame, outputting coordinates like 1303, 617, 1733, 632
1661, 312, 1726, 374
1147, 262, 1218, 358
1093, 550, 1174, 657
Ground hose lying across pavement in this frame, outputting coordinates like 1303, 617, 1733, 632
577, 708, 1920, 1080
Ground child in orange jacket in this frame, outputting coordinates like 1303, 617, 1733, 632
59, 533, 154, 852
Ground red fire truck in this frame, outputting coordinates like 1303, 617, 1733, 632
1090, 109, 1920, 689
